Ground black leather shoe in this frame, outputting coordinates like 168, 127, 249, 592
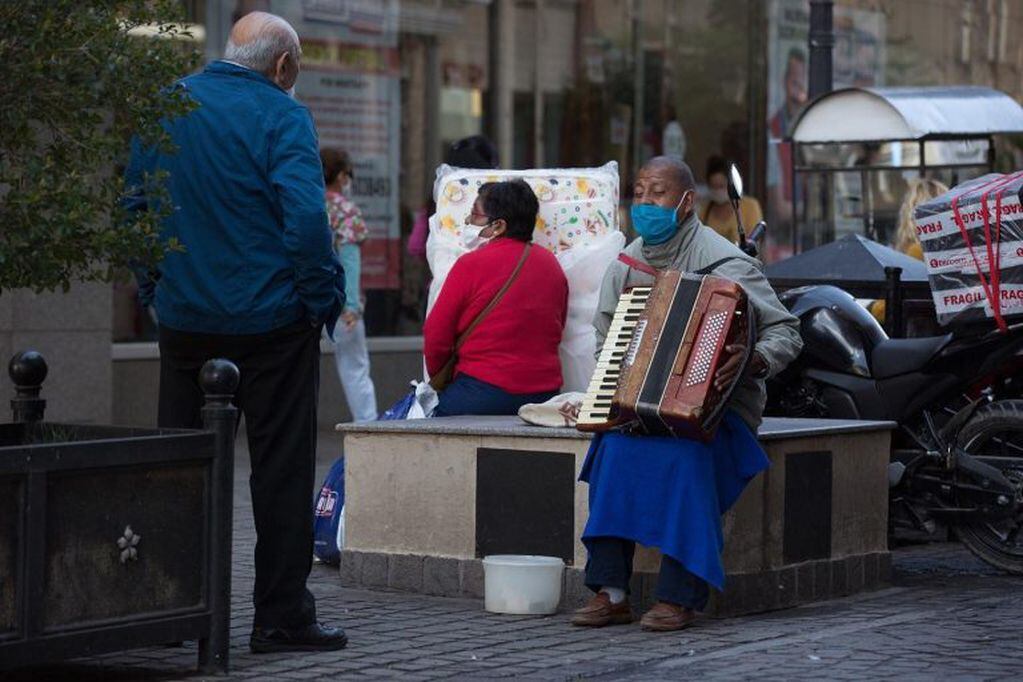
249, 622, 348, 653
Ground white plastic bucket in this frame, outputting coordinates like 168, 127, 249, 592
482, 555, 565, 615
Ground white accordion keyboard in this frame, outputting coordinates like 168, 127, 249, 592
577, 287, 652, 427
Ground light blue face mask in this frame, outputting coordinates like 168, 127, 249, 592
630, 193, 689, 245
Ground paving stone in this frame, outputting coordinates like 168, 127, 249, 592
796, 561, 815, 604
422, 556, 460, 597
460, 559, 485, 598
387, 553, 424, 592
339, 550, 362, 588
361, 551, 389, 588
863, 552, 879, 589
813, 559, 832, 602
846, 555, 865, 595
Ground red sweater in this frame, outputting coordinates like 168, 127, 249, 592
424, 238, 568, 394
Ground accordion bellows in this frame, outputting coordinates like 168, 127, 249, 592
577, 271, 754, 442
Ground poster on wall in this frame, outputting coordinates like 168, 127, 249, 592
271, 0, 402, 290
765, 0, 886, 258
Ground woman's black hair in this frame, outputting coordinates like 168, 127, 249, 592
321, 147, 353, 186
477, 180, 538, 243
446, 135, 500, 169
705, 154, 729, 182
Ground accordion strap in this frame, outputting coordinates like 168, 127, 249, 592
695, 256, 744, 275
617, 253, 744, 278
617, 253, 657, 277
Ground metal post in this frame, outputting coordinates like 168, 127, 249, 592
533, 0, 545, 167
808, 0, 834, 100
9, 351, 48, 424
884, 266, 904, 338
631, 0, 645, 178
197, 358, 239, 674
490, 0, 515, 167
424, 36, 441, 192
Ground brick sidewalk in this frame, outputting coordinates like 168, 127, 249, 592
8, 433, 1022, 681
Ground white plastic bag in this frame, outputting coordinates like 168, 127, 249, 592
555, 230, 626, 392
406, 380, 439, 419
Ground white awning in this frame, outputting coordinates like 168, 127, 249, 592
789, 86, 1023, 143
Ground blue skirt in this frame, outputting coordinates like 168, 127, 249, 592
579, 412, 769, 591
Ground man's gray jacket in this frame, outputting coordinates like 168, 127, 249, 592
593, 213, 803, 431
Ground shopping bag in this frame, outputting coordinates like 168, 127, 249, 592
379, 380, 438, 420
379, 388, 417, 420
313, 457, 346, 564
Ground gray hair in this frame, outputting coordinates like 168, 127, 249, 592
224, 20, 299, 76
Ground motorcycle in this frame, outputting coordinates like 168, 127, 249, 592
765, 284, 1023, 573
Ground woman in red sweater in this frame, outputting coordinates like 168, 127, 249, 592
425, 180, 569, 416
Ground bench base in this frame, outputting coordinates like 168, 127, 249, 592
339, 549, 891, 617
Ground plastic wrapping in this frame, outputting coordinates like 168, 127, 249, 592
425, 162, 624, 392
914, 172, 1023, 329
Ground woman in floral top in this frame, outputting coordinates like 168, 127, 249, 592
321, 147, 377, 422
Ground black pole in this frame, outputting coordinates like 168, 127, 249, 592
9, 351, 48, 423
197, 358, 239, 674
884, 266, 904, 338
808, 0, 834, 100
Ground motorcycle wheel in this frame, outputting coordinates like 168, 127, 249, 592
954, 399, 1023, 574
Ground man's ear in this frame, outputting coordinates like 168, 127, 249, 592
274, 52, 293, 87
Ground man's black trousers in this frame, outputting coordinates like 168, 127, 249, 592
158, 320, 320, 629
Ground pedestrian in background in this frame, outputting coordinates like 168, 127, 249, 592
125, 11, 348, 653
700, 155, 763, 245
869, 177, 948, 324
321, 147, 378, 422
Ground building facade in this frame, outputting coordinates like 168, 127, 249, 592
7, 0, 1022, 425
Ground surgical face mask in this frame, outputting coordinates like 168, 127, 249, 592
286, 85, 296, 98
460, 222, 494, 251
342, 179, 352, 194
630, 192, 689, 245
709, 188, 729, 205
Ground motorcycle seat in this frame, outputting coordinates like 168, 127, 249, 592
871, 334, 954, 379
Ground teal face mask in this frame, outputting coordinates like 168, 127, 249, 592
630, 193, 688, 245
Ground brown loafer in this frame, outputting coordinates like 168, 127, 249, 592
570, 592, 634, 627
639, 602, 696, 632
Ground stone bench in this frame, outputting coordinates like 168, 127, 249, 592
335, 416, 894, 616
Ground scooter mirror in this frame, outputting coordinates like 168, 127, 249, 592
727, 163, 743, 201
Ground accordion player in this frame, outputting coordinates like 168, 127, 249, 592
577, 269, 754, 442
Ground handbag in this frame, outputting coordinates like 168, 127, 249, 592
428, 243, 532, 392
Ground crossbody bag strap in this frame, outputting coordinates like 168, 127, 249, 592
454, 243, 532, 351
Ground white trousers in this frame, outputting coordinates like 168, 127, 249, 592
329, 318, 378, 422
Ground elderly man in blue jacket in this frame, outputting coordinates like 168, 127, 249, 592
125, 11, 347, 653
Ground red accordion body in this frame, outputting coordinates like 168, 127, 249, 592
577, 269, 753, 441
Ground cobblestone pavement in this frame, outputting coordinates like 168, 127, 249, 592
9, 432, 1022, 681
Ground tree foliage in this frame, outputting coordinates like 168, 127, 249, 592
0, 0, 199, 293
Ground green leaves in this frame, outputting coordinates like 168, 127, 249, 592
0, 0, 199, 293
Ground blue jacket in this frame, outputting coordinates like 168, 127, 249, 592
125, 61, 344, 335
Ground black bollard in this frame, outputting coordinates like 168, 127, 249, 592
197, 358, 239, 674
9, 350, 48, 423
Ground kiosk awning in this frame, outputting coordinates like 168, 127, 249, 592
788, 86, 1023, 143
